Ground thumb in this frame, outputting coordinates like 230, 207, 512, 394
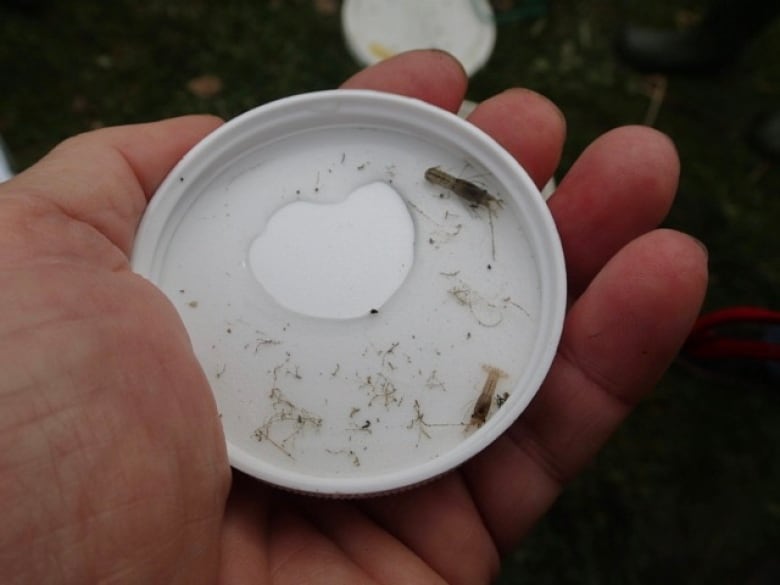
0, 115, 222, 259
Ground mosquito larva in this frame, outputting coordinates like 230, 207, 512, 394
424, 167, 503, 211
470, 365, 507, 428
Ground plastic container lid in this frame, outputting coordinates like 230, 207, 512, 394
131, 89, 566, 496
0, 136, 14, 182
341, 0, 497, 76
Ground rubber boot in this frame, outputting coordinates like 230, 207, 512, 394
616, 0, 780, 74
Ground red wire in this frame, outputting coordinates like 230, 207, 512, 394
683, 306, 780, 361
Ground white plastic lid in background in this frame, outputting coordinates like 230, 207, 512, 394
341, 0, 497, 76
131, 89, 566, 497
0, 137, 14, 182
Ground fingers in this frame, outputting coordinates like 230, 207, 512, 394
346, 51, 566, 191
359, 473, 501, 585
341, 49, 468, 113
345, 52, 567, 214
549, 125, 680, 297
466, 89, 566, 189
297, 497, 450, 584
220, 481, 411, 585
463, 229, 708, 550
2, 115, 223, 258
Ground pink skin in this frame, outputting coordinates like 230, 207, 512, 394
0, 49, 706, 585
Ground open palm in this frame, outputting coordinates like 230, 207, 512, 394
0, 51, 707, 585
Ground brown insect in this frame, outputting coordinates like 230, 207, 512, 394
470, 365, 507, 428
424, 167, 503, 211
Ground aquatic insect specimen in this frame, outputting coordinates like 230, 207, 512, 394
469, 365, 507, 428
424, 167, 503, 211
425, 166, 503, 259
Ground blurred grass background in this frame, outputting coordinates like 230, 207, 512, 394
1, 1, 778, 583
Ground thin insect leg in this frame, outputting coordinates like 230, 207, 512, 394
488, 209, 496, 261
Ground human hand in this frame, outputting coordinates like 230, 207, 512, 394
0, 50, 707, 584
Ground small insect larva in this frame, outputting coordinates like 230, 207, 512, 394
470, 365, 507, 428
424, 167, 503, 211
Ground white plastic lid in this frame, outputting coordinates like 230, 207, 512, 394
0, 137, 14, 182
131, 90, 566, 496
341, 0, 497, 76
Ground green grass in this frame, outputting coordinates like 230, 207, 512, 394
1, 1, 778, 583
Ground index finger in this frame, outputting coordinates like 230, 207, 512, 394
340, 49, 468, 113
